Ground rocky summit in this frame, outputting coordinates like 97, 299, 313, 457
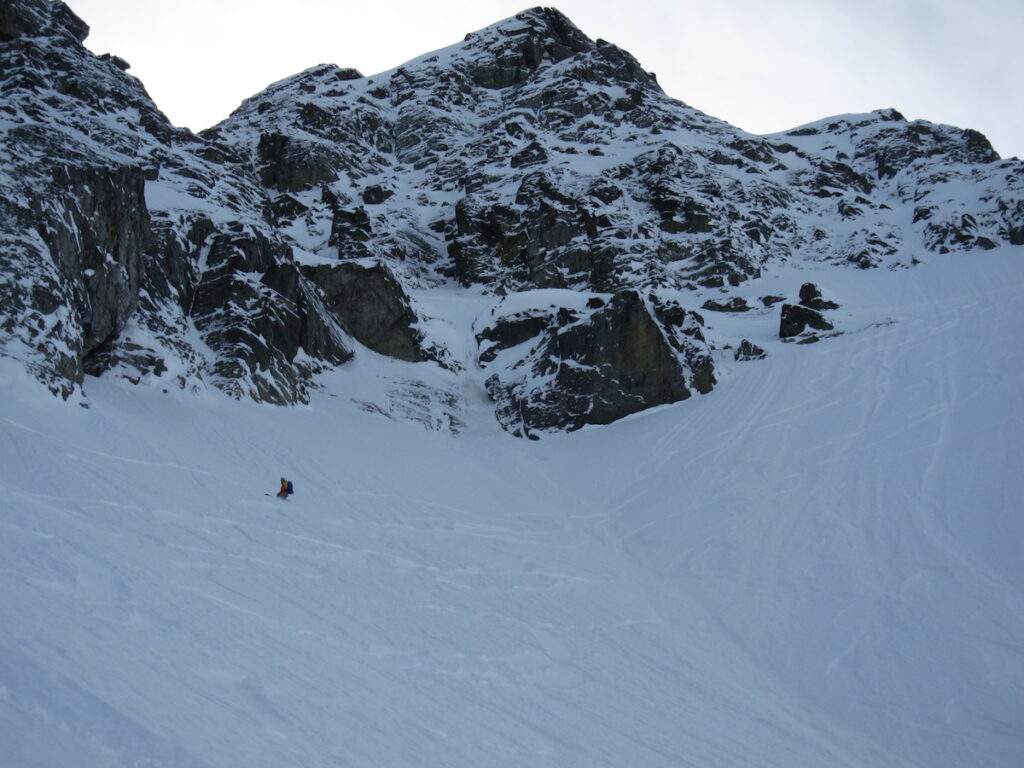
2, 0, 1022, 434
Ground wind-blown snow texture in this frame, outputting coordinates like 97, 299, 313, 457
2, 2, 1024, 766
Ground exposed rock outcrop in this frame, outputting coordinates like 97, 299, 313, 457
703, 297, 752, 313
478, 291, 713, 435
779, 304, 834, 339
302, 261, 441, 365
0, 0, 354, 404
798, 283, 840, 311
257, 132, 340, 193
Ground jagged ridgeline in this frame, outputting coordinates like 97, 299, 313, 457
2, 1, 1022, 433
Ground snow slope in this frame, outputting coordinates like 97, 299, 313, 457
2, 248, 1023, 767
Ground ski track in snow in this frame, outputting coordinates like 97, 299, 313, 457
2, 251, 1024, 767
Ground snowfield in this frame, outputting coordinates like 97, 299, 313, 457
2, 248, 1023, 767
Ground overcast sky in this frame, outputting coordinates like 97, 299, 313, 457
71, 0, 1022, 160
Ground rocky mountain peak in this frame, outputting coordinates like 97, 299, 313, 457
1, 0, 88, 44
470, 6, 594, 54
460, 6, 659, 93
2, 2, 1022, 434
461, 6, 594, 87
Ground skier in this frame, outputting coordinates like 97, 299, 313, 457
276, 477, 290, 500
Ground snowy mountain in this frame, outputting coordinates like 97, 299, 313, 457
2, 3, 1024, 767
2, 0, 1022, 434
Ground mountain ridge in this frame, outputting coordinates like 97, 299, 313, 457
1, 0, 1021, 434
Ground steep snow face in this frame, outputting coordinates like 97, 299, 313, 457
2, 248, 1022, 768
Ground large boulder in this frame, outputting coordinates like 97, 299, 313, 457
703, 297, 752, 313
735, 340, 767, 361
478, 290, 713, 436
779, 303, 834, 339
798, 282, 840, 311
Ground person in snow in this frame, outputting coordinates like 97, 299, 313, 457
277, 477, 290, 500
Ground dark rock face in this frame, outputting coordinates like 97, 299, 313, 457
478, 291, 713, 435
184, 226, 353, 404
0, 158, 149, 398
924, 212, 1005, 254
327, 205, 374, 259
361, 185, 394, 205
301, 261, 436, 364
476, 311, 551, 364
1, 0, 49, 41
470, 8, 599, 90
448, 171, 606, 289
44, 164, 147, 360
257, 133, 340, 192
779, 304, 834, 338
1, 0, 87, 44
798, 283, 840, 311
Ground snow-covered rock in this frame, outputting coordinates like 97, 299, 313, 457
1, 2, 1022, 434
476, 289, 713, 434
0, 0, 353, 405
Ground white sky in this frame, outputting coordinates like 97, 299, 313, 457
70, 0, 1022, 160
